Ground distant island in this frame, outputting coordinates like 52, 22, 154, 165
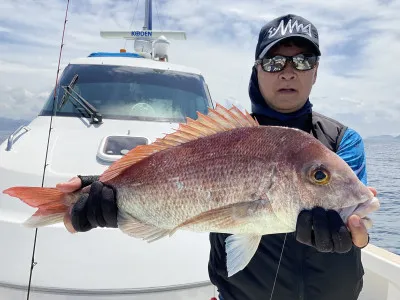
0, 117, 32, 132
365, 134, 400, 141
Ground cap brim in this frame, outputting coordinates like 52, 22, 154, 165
258, 35, 321, 59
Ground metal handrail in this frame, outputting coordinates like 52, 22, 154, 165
6, 125, 30, 151
0, 280, 213, 295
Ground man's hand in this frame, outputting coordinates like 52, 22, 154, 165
295, 187, 377, 253
56, 176, 118, 233
57, 176, 83, 233
347, 187, 377, 248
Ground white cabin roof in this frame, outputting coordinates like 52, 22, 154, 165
68, 56, 203, 76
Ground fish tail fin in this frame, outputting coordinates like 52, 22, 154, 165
3, 186, 75, 228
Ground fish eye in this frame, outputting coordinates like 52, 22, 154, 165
312, 168, 330, 185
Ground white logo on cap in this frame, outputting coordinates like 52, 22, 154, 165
268, 19, 312, 39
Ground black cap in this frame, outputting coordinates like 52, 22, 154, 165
255, 14, 321, 60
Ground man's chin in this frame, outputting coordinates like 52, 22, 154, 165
270, 101, 305, 113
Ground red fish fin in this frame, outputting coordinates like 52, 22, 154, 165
99, 144, 164, 182
100, 104, 259, 182
3, 186, 70, 228
118, 210, 172, 243
208, 104, 258, 128
169, 201, 266, 236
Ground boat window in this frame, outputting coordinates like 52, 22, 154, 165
39, 64, 212, 122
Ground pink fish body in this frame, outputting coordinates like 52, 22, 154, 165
3, 104, 380, 276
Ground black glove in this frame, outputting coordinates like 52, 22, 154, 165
78, 175, 101, 188
71, 175, 118, 232
295, 207, 353, 253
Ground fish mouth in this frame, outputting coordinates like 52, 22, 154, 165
337, 197, 380, 229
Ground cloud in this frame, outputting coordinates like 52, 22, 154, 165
0, 0, 399, 137
0, 26, 11, 33
0, 85, 48, 120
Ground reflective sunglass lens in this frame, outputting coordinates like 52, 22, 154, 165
261, 54, 318, 72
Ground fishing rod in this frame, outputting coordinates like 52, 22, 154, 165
269, 233, 287, 300
26, 0, 71, 299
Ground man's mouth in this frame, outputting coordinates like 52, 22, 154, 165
278, 88, 297, 93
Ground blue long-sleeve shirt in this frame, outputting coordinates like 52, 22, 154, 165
336, 128, 368, 185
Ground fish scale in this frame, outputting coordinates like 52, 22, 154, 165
116, 154, 272, 228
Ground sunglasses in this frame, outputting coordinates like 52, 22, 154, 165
255, 53, 319, 73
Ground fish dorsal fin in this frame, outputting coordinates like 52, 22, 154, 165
99, 104, 259, 182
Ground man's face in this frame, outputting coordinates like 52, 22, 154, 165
256, 41, 319, 113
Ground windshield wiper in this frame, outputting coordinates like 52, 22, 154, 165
59, 74, 103, 124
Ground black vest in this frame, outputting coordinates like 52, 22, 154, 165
208, 112, 364, 300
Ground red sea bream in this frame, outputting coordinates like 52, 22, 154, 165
3, 104, 380, 276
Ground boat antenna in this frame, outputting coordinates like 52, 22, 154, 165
123, 0, 140, 50
100, 0, 186, 61
143, 0, 152, 30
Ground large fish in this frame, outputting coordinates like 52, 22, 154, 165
3, 104, 380, 277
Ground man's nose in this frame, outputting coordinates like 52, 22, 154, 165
279, 63, 297, 80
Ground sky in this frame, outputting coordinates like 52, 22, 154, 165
0, 0, 399, 138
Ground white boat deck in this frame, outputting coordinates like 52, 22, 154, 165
0, 240, 399, 299
359, 244, 400, 300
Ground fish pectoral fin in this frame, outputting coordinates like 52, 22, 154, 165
170, 200, 271, 235
118, 211, 171, 243
225, 234, 262, 277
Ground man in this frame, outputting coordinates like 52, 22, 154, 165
57, 14, 375, 300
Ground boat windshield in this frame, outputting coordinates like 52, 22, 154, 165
39, 63, 212, 122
